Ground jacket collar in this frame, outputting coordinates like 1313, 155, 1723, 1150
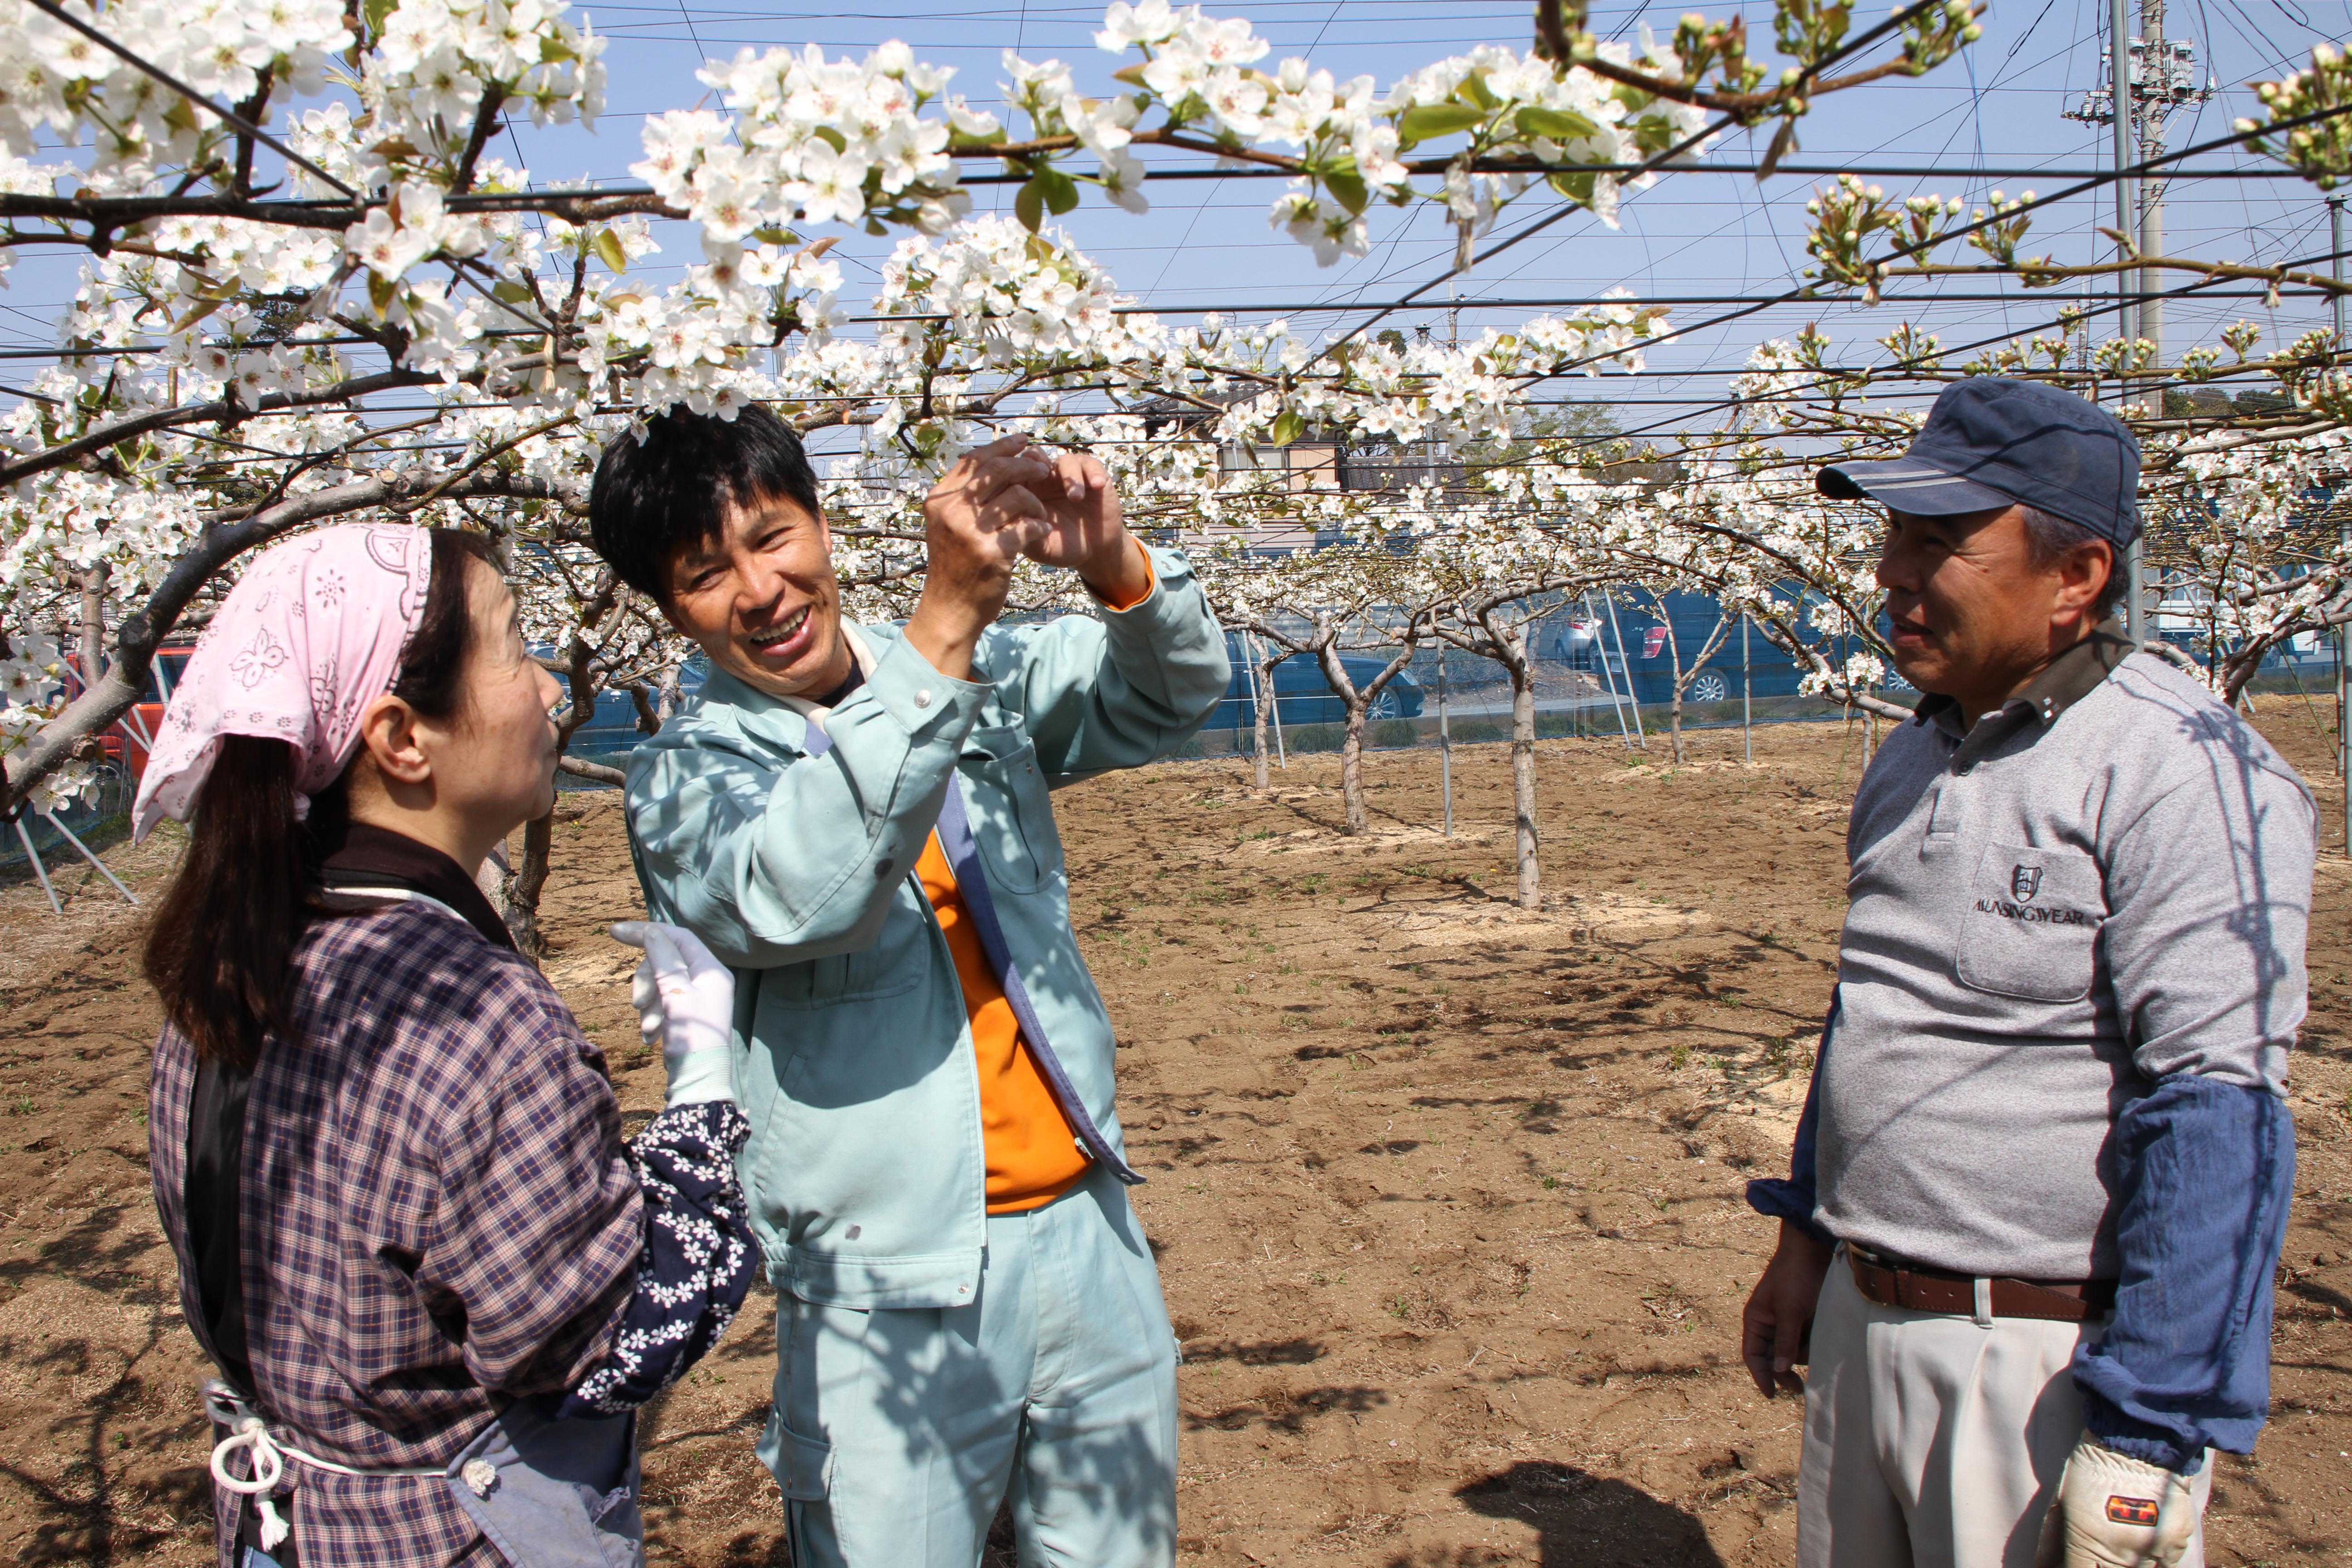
1914, 618, 2135, 770
698, 624, 886, 748
312, 819, 514, 949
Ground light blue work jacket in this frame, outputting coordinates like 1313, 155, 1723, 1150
624, 547, 1228, 1310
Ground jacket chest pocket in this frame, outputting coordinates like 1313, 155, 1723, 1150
1953, 841, 2107, 1004
761, 897, 930, 1012
964, 732, 1062, 895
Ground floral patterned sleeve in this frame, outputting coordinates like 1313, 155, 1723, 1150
558, 1099, 759, 1416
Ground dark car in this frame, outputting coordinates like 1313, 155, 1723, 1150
560, 656, 709, 762
1208, 632, 1425, 730
1590, 590, 1867, 707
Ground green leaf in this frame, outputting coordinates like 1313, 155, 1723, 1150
538, 34, 574, 63
367, 270, 395, 316
1269, 409, 1304, 446
591, 228, 629, 274
1038, 166, 1080, 215
1015, 176, 1047, 232
1395, 102, 1486, 147
753, 225, 799, 246
1547, 170, 1597, 204
1515, 106, 1599, 142
491, 279, 535, 304
811, 125, 847, 152
1458, 71, 1500, 111
1324, 170, 1368, 215
363, 0, 395, 37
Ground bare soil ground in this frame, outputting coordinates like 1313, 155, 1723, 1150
0, 717, 2345, 1567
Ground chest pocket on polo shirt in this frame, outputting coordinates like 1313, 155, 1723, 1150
1953, 841, 2107, 1004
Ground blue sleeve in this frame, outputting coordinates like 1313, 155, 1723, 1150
2074, 1074, 2295, 1473
1745, 989, 1838, 1247
984, 546, 1231, 779
626, 634, 990, 968
559, 1100, 759, 1416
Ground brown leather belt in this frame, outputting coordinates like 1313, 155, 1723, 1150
1847, 1248, 2117, 1323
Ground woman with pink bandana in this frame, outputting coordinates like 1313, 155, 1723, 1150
134, 524, 757, 1568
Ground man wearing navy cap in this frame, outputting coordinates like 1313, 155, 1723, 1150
1737, 378, 2310, 1567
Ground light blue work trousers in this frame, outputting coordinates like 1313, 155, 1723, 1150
757, 1163, 1179, 1568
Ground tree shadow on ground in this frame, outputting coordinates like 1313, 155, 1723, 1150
1382, 1461, 1726, 1568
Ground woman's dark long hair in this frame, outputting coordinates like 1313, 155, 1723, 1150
143, 529, 497, 1068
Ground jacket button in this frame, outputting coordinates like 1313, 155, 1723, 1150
915, 689, 933, 708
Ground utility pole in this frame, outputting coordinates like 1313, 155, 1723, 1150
2319, 239, 2350, 835
2109, 0, 2135, 350
2128, 0, 2214, 372
2068, 2, 2212, 647
2141, 0, 2164, 360
2108, 0, 2143, 645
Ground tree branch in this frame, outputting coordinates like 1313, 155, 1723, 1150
0, 467, 573, 813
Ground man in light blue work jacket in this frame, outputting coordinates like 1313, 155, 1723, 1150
585, 404, 1229, 1568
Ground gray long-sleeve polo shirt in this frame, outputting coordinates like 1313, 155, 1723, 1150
1817, 622, 2312, 1280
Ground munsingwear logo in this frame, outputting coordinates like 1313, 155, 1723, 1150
2010, 863, 2043, 901
1973, 897, 2096, 926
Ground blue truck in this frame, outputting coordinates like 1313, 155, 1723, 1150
1206, 632, 1426, 730
1541, 591, 1889, 707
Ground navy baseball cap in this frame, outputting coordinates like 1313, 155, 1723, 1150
1817, 377, 2141, 545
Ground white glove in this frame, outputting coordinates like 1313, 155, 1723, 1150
2043, 1436, 2199, 1568
609, 921, 736, 1109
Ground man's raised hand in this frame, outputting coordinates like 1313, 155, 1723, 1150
905, 436, 1057, 681
1023, 448, 1150, 604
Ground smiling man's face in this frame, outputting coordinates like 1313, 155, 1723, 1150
660, 488, 855, 700
1874, 502, 2112, 723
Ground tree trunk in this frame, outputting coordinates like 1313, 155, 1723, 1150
1508, 636, 1539, 910
476, 842, 512, 922
1339, 701, 1367, 835
1252, 654, 1274, 790
77, 564, 108, 689
1313, 632, 1367, 835
506, 810, 552, 956
502, 572, 617, 960
1658, 606, 1687, 766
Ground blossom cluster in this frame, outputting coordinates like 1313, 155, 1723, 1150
0, 0, 351, 191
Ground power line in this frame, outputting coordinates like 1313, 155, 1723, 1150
1512, 103, 2352, 391
1539, 238, 2352, 455
1300, 0, 2069, 360
17, 0, 357, 197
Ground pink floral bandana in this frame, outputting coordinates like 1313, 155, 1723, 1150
132, 524, 435, 842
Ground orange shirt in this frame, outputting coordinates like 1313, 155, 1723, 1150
920, 541, 1154, 1215
916, 831, 1090, 1213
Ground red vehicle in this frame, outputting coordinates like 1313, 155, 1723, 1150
60, 642, 196, 786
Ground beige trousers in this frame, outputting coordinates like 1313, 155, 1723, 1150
1797, 1253, 2212, 1568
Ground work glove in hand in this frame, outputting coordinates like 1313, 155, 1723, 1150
2041, 1436, 2198, 1568
610, 921, 736, 1109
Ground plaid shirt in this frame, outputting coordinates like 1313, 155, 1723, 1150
152, 896, 752, 1568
